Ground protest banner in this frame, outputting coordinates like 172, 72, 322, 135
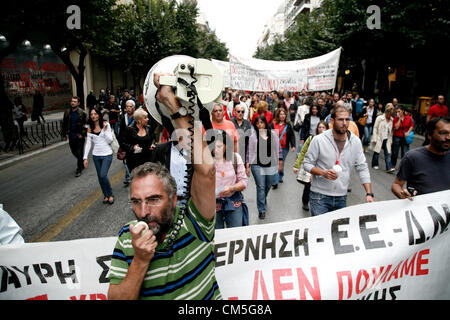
0, 190, 449, 300
211, 59, 231, 88
228, 47, 341, 92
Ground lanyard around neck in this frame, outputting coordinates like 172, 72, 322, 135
332, 137, 346, 165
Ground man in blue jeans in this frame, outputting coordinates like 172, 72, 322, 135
303, 105, 374, 216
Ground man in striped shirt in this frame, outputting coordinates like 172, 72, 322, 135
107, 73, 220, 300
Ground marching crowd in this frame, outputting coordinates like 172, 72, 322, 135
60, 86, 449, 229
2, 79, 448, 301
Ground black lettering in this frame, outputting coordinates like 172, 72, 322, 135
0, 266, 21, 292
32, 263, 54, 284
227, 240, 244, 265
373, 288, 387, 300
359, 215, 386, 250
279, 231, 293, 258
244, 236, 261, 262
331, 218, 355, 254
389, 285, 401, 300
12, 266, 32, 285
262, 233, 277, 259
96, 255, 112, 283
405, 210, 426, 245
428, 204, 450, 238
294, 229, 309, 256
214, 242, 227, 267
55, 260, 78, 284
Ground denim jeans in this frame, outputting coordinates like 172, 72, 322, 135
391, 136, 409, 167
310, 191, 347, 216
93, 154, 113, 197
124, 161, 131, 181
215, 205, 244, 229
362, 124, 373, 146
251, 165, 275, 213
273, 147, 289, 185
372, 139, 392, 170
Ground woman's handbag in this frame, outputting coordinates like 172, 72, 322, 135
110, 134, 120, 153
296, 165, 312, 185
357, 115, 368, 127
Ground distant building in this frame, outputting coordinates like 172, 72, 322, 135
256, 2, 286, 49
285, 0, 322, 32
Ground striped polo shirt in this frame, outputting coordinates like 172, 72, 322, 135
109, 198, 222, 300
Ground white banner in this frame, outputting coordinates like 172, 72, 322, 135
0, 190, 449, 300
229, 48, 341, 92
211, 59, 231, 88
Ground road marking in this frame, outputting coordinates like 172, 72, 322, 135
31, 168, 125, 242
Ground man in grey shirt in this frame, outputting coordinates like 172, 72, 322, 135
303, 105, 375, 216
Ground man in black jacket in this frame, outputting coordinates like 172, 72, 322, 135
62, 96, 87, 177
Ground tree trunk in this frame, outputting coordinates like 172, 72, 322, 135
54, 45, 87, 109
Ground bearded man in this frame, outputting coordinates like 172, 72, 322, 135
302, 105, 374, 216
107, 73, 220, 300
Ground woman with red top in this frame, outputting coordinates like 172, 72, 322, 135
270, 108, 295, 189
391, 105, 414, 170
251, 101, 273, 125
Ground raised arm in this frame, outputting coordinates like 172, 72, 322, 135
154, 73, 215, 221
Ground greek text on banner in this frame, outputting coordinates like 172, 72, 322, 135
0, 190, 449, 300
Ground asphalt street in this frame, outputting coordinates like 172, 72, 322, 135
0, 131, 425, 243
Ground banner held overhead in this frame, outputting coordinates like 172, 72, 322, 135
228, 47, 341, 92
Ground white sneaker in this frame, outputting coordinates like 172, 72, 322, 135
373, 166, 379, 170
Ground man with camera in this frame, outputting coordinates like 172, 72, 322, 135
391, 117, 450, 200
108, 73, 220, 300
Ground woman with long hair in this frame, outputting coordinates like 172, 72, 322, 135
212, 130, 248, 229
299, 103, 323, 144
271, 108, 295, 189
83, 107, 115, 204
246, 115, 282, 219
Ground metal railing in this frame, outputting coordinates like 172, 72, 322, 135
16, 120, 63, 154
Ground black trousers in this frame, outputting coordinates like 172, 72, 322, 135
69, 137, 85, 171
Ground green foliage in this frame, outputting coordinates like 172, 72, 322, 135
254, 0, 450, 64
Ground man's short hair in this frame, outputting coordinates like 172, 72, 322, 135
72, 96, 81, 103
427, 117, 450, 137
130, 162, 177, 200
331, 105, 350, 119
126, 99, 135, 107
213, 103, 223, 111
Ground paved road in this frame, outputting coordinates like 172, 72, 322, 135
0, 131, 425, 243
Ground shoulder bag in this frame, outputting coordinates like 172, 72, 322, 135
357, 114, 368, 126
296, 165, 312, 185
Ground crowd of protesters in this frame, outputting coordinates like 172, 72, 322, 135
60, 85, 449, 226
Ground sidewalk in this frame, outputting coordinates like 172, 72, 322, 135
0, 111, 66, 170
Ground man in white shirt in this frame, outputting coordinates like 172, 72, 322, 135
151, 135, 188, 206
